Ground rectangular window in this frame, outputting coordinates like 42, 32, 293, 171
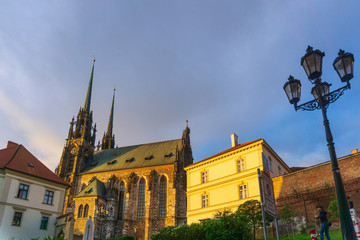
278, 166, 282, 175
17, 184, 29, 199
43, 190, 54, 205
237, 159, 245, 172
201, 171, 208, 183
269, 158, 273, 172
40, 216, 49, 230
239, 185, 247, 199
202, 194, 208, 208
12, 212, 22, 226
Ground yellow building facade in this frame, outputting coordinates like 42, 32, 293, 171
185, 136, 291, 224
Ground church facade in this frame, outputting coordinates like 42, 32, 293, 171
56, 60, 193, 240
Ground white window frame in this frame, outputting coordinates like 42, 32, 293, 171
202, 194, 209, 208
236, 159, 245, 173
239, 184, 247, 199
201, 170, 208, 183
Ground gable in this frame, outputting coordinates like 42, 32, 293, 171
0, 142, 69, 186
75, 179, 106, 198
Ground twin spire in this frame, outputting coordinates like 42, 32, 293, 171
82, 59, 115, 150
101, 89, 116, 150
83, 59, 95, 113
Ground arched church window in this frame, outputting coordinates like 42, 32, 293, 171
159, 176, 167, 218
118, 181, 125, 221
78, 204, 83, 218
137, 178, 146, 219
83, 204, 89, 218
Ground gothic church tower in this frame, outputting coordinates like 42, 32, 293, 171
57, 59, 97, 213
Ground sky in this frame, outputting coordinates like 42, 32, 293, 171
0, 1, 359, 171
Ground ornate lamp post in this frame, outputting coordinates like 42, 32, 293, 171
283, 46, 356, 240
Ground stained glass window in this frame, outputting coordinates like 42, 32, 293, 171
159, 176, 167, 218
137, 178, 146, 219
118, 182, 125, 221
83, 204, 89, 218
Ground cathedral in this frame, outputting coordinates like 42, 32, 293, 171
56, 60, 193, 240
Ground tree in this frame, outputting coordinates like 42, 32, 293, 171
204, 210, 252, 240
236, 200, 264, 240
151, 209, 252, 240
278, 204, 297, 240
327, 200, 339, 222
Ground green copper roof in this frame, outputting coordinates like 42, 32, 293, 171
83, 59, 95, 112
106, 89, 115, 137
74, 179, 106, 198
81, 139, 181, 174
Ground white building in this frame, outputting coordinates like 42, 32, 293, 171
0, 141, 69, 240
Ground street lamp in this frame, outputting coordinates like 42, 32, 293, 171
283, 46, 356, 240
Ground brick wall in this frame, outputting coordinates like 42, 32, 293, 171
273, 152, 360, 225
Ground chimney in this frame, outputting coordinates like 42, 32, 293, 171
7, 141, 19, 148
231, 133, 238, 147
351, 149, 358, 154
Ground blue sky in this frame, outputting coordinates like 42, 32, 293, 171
0, 1, 359, 171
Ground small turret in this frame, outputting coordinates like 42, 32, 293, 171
68, 117, 75, 139
181, 120, 193, 167
182, 120, 190, 147
102, 89, 116, 150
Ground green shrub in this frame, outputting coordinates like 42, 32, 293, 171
327, 200, 339, 222
109, 235, 135, 240
151, 208, 251, 240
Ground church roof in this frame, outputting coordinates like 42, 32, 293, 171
74, 179, 106, 198
0, 141, 69, 186
81, 139, 181, 174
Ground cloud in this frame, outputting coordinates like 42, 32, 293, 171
0, 89, 63, 171
280, 146, 328, 168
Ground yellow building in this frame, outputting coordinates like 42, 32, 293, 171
185, 134, 291, 224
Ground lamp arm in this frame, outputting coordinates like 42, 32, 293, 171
295, 83, 350, 111
295, 98, 319, 111
326, 83, 350, 105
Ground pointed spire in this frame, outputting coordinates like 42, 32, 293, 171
106, 88, 116, 137
83, 59, 95, 112
182, 120, 191, 147
101, 89, 116, 150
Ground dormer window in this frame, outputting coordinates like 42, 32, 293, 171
85, 188, 93, 194
126, 158, 135, 163
145, 155, 154, 160
164, 153, 174, 158
90, 162, 98, 167
28, 163, 34, 167
107, 160, 117, 165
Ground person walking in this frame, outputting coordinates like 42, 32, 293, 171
315, 206, 331, 240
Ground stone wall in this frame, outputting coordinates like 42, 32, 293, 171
72, 163, 188, 240
273, 152, 360, 227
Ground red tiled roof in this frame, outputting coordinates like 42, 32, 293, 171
188, 139, 262, 167
0, 141, 69, 186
